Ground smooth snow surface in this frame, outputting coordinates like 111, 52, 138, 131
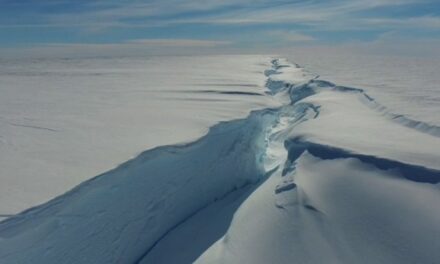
1, 56, 439, 264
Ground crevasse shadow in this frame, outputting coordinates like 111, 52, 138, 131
0, 108, 279, 264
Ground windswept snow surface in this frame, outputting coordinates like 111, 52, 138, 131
1, 56, 440, 264
0, 55, 279, 214
197, 59, 440, 264
286, 51, 440, 126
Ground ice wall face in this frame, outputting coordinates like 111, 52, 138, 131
1, 56, 439, 264
0, 109, 276, 264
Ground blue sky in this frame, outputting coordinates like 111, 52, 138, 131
1, 0, 440, 56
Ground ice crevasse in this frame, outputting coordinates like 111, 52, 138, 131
1, 58, 440, 264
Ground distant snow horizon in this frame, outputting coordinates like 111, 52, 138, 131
1, 39, 440, 60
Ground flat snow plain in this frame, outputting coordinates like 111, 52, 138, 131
0, 55, 439, 264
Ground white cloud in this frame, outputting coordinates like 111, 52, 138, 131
126, 39, 231, 47
5, 0, 431, 31
146, 0, 429, 28
275, 31, 440, 58
268, 30, 315, 43
362, 16, 440, 30
1, 0, 439, 57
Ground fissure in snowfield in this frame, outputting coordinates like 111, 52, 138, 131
1, 58, 439, 264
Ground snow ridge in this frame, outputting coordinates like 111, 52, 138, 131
272, 58, 440, 137
197, 58, 440, 264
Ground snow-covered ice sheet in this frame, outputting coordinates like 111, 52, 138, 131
198, 152, 440, 264
197, 59, 440, 264
0, 56, 439, 264
0, 55, 279, 214
293, 90, 440, 169
286, 50, 440, 126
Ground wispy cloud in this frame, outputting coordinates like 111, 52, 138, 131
0, 0, 439, 53
362, 16, 440, 30
2, 0, 434, 29
268, 30, 315, 43
126, 39, 231, 47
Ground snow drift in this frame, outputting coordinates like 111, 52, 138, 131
1, 57, 439, 264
